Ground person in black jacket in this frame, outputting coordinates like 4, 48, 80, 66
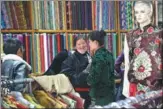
1, 38, 31, 92
60, 36, 92, 109
44, 49, 69, 75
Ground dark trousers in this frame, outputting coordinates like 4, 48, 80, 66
115, 82, 126, 101
78, 91, 91, 109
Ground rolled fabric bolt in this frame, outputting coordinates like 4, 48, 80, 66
10, 91, 35, 108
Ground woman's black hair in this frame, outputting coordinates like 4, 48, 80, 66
88, 30, 106, 46
3, 38, 23, 54
73, 35, 87, 47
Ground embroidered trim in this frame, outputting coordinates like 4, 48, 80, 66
133, 51, 152, 80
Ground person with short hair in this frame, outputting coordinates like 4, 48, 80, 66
1, 38, 32, 92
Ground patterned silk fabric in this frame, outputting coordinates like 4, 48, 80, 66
94, 1, 116, 30
127, 24, 163, 94
1, 1, 11, 29
119, 1, 133, 30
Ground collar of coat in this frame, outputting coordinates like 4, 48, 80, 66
2, 54, 32, 71
70, 50, 92, 63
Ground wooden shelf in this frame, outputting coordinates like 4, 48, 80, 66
120, 30, 129, 33
1, 30, 33, 33
34, 29, 118, 33
1, 29, 118, 33
34, 30, 92, 33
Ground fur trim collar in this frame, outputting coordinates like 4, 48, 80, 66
2, 54, 32, 70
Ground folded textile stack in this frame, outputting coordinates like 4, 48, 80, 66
92, 90, 162, 108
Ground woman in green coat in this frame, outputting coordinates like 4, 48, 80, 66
87, 30, 115, 106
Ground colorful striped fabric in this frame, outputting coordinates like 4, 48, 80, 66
5, 1, 13, 28
0, 34, 4, 54
1, 32, 117, 73
1, 1, 158, 30
1, 1, 11, 29
1, 33, 33, 65
119, 1, 134, 30
1, 1, 159, 74
94, 1, 116, 30
32, 33, 90, 73
1, 1, 29, 29
33, 1, 93, 30
14, 1, 27, 29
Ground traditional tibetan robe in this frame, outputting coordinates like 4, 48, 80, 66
126, 24, 163, 95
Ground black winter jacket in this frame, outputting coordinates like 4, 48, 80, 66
60, 50, 91, 88
44, 49, 68, 75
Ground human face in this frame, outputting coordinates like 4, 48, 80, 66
89, 39, 98, 54
75, 38, 87, 54
17, 47, 24, 58
134, 3, 151, 24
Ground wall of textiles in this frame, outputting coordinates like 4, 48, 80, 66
1, 1, 117, 30
33, 33, 89, 73
119, 1, 134, 30
1, 0, 159, 30
0, 34, 33, 67
92, 1, 117, 30
1, 1, 31, 29
32, 1, 117, 30
33, 33, 117, 73
1, 33, 117, 73
1, 1, 160, 73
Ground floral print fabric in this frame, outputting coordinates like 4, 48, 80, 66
127, 24, 163, 94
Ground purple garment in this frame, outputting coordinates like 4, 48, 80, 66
114, 52, 124, 79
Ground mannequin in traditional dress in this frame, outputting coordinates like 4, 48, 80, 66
123, 1, 163, 97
